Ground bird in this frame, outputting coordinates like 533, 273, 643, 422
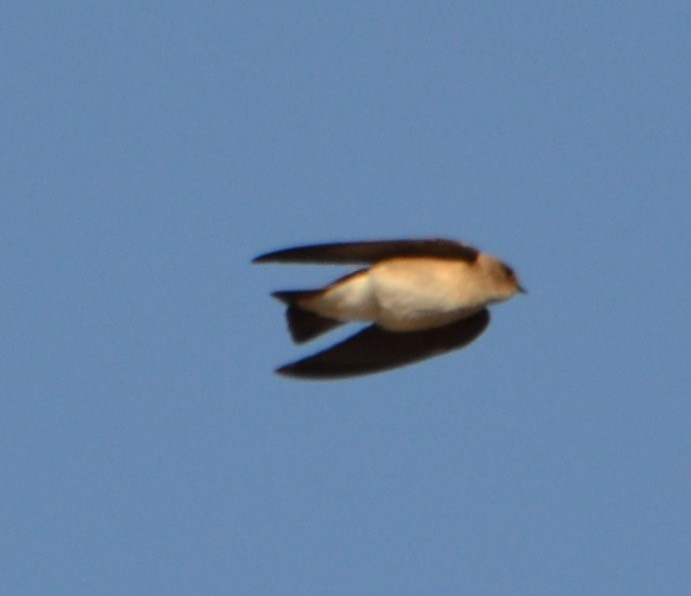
253, 238, 525, 380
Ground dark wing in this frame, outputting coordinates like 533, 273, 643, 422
253, 238, 479, 264
276, 309, 490, 380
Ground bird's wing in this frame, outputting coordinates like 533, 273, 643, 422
276, 309, 490, 380
253, 238, 479, 265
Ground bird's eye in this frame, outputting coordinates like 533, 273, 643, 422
501, 264, 515, 278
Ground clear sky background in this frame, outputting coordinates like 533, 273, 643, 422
3, 2, 690, 594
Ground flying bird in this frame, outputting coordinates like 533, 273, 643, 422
253, 238, 525, 379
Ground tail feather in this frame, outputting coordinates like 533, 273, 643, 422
285, 306, 343, 343
271, 290, 344, 343
271, 290, 323, 305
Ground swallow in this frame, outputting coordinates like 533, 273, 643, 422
253, 238, 525, 379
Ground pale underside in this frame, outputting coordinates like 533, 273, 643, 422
301, 258, 503, 331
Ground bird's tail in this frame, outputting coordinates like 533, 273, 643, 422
272, 290, 344, 344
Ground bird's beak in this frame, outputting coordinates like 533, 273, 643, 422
517, 283, 527, 294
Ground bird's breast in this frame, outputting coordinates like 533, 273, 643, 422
368, 258, 489, 330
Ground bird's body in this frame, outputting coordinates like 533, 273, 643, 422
254, 238, 524, 379
297, 256, 516, 331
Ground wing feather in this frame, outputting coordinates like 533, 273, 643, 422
276, 309, 490, 379
253, 238, 479, 265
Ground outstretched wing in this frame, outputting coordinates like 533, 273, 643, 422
276, 309, 490, 380
253, 238, 479, 265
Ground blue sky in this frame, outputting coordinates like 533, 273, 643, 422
3, 2, 690, 594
